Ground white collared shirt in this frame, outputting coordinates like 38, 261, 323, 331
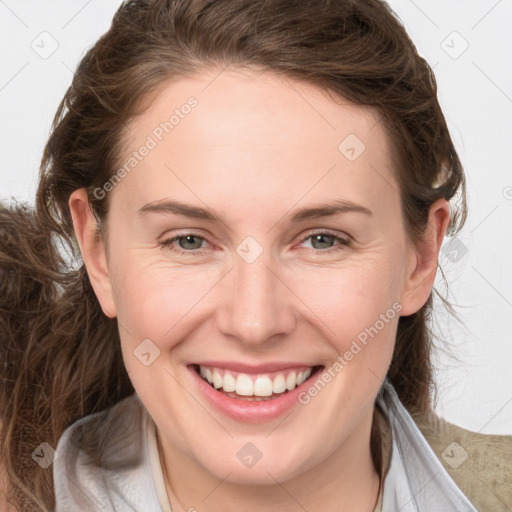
376, 380, 476, 511
53, 378, 477, 511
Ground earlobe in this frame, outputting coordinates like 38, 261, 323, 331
399, 198, 451, 316
68, 188, 117, 318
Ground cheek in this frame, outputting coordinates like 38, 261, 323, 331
283, 255, 404, 383
288, 255, 403, 330
110, 255, 218, 399
109, 250, 218, 343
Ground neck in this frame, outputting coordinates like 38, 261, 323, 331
157, 408, 382, 512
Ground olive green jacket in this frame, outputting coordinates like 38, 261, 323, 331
411, 407, 512, 511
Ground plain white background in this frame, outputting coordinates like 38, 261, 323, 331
0, 0, 511, 434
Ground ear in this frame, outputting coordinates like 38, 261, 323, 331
68, 188, 117, 318
399, 198, 451, 316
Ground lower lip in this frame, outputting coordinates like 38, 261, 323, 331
188, 365, 324, 423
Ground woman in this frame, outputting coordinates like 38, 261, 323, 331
0, 0, 510, 511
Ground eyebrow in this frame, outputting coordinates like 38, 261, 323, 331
137, 198, 373, 223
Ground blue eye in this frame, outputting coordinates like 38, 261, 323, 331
159, 230, 351, 255
299, 231, 351, 253
160, 233, 207, 253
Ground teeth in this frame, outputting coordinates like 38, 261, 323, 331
197, 366, 314, 397
285, 371, 297, 391
272, 374, 287, 393
297, 371, 307, 386
254, 376, 273, 396
235, 374, 254, 396
223, 372, 236, 392
212, 369, 223, 389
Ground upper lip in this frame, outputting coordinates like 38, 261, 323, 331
190, 361, 322, 374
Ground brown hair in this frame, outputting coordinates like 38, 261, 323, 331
0, 0, 466, 510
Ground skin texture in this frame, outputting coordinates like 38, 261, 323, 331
69, 67, 450, 511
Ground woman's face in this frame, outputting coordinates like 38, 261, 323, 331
71, 67, 445, 485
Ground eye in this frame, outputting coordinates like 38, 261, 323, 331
159, 229, 351, 256
299, 230, 351, 254
160, 233, 209, 254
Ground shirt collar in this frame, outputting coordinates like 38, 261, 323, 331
375, 378, 477, 511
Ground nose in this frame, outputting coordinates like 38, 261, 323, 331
216, 248, 297, 348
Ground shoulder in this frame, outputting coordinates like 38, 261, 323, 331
53, 394, 157, 511
56, 393, 145, 470
410, 408, 512, 511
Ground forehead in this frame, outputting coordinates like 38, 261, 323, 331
127, 66, 385, 151
112, 67, 398, 219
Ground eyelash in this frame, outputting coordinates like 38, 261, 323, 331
159, 229, 351, 256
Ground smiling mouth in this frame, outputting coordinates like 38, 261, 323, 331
191, 364, 324, 401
